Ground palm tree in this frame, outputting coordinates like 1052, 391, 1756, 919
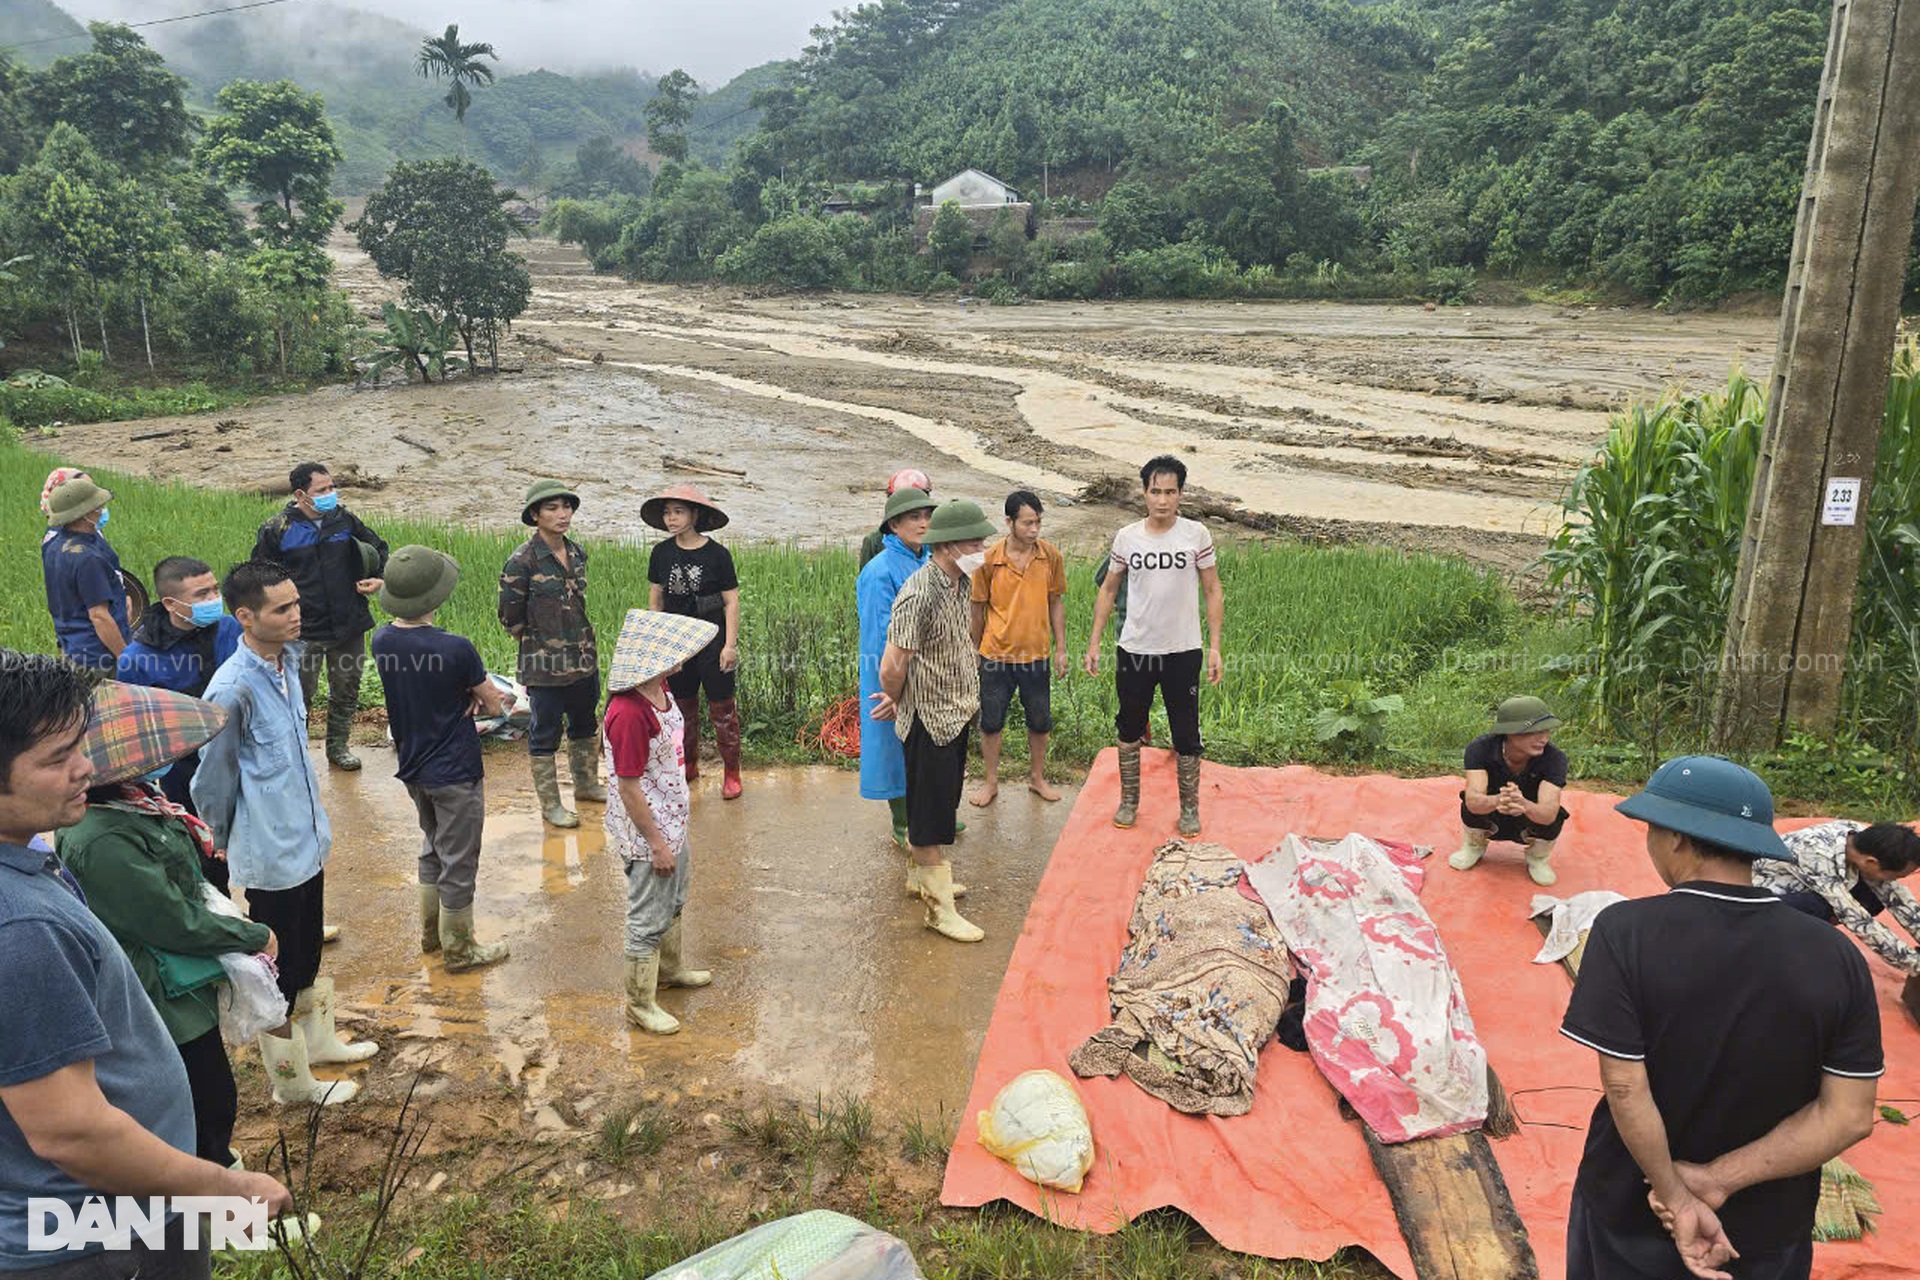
415, 24, 498, 124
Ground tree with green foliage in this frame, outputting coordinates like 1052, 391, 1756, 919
199, 80, 344, 250
562, 134, 651, 199
1098, 182, 1168, 253
0, 51, 36, 177
416, 24, 498, 124
350, 157, 531, 372
715, 214, 850, 287
927, 200, 972, 276
609, 164, 748, 281
26, 23, 192, 173
645, 69, 698, 164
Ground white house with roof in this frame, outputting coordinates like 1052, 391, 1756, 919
925, 169, 1020, 207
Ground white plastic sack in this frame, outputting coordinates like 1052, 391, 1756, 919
646, 1210, 922, 1280
475, 673, 531, 739
202, 884, 289, 1043
1529, 891, 1626, 964
977, 1069, 1095, 1194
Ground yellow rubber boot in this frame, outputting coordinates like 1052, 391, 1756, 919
657, 916, 711, 988
1448, 828, 1490, 871
918, 861, 984, 943
1525, 837, 1559, 887
623, 954, 681, 1035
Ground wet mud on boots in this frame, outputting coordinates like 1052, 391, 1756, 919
657, 915, 711, 988
1114, 740, 1142, 829
325, 718, 360, 771
710, 697, 744, 800
294, 977, 379, 1064
257, 1026, 358, 1106
568, 737, 606, 804
1448, 828, 1490, 871
532, 754, 578, 828
917, 861, 984, 943
1525, 837, 1559, 886
439, 904, 510, 972
418, 883, 441, 953
1176, 753, 1203, 837
624, 953, 681, 1035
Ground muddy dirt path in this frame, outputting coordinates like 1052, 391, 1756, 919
58, 236, 1779, 567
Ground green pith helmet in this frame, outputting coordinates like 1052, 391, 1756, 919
47, 478, 112, 527
1615, 755, 1791, 862
881, 486, 937, 526
379, 545, 459, 617
923, 499, 997, 545
522, 478, 580, 526
1492, 696, 1560, 735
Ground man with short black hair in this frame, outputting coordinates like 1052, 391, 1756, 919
194, 563, 376, 1108
116, 557, 243, 821
1758, 820, 1920, 974
969, 490, 1067, 808
252, 462, 388, 771
1083, 455, 1224, 837
1562, 755, 1882, 1280
0, 650, 291, 1277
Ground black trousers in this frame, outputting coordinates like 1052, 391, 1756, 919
1460, 798, 1569, 843
527, 674, 601, 756
1114, 647, 1203, 757
17, 1211, 211, 1280
902, 718, 969, 848
1567, 1189, 1811, 1280
176, 1026, 238, 1165
246, 870, 324, 1005
667, 624, 735, 704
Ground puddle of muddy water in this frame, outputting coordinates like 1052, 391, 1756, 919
302, 745, 1074, 1117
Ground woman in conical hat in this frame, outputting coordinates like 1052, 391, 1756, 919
602, 610, 720, 1036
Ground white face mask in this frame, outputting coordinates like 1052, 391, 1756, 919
957, 551, 986, 577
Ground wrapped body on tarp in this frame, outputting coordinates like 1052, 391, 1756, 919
647, 1210, 923, 1280
1069, 840, 1293, 1116
1245, 833, 1488, 1143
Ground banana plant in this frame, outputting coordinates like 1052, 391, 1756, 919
362, 302, 467, 383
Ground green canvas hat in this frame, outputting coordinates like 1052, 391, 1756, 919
1616, 754, 1791, 862
1492, 695, 1561, 735
881, 487, 937, 525
379, 545, 459, 617
923, 499, 997, 546
47, 477, 112, 527
522, 478, 580, 526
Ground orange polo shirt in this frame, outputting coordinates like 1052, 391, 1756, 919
970, 538, 1067, 663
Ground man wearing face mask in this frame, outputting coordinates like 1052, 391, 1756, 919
116, 557, 243, 829
253, 462, 388, 771
41, 477, 130, 670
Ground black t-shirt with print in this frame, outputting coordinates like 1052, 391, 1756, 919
1464, 733, 1567, 801
648, 537, 737, 622
1561, 882, 1884, 1251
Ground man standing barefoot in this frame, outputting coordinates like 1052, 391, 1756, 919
969, 491, 1067, 807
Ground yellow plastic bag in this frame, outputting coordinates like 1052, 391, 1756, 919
977, 1070, 1095, 1193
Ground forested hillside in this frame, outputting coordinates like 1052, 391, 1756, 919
0, 0, 83, 67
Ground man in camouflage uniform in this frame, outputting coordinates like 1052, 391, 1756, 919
498, 479, 603, 828
1758, 819, 1920, 974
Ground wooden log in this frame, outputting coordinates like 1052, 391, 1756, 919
396, 433, 438, 455
1364, 1127, 1540, 1280
1533, 914, 1586, 980
664, 454, 747, 480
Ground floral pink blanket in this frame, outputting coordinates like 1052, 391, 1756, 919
1243, 833, 1488, 1143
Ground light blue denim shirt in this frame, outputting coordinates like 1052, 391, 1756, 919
191, 639, 332, 891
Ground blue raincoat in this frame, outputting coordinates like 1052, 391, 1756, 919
856, 533, 928, 800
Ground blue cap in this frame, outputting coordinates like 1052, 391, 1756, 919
1615, 755, 1791, 862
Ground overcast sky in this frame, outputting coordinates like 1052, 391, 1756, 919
59, 0, 834, 84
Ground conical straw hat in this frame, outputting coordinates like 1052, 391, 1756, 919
607, 609, 720, 692
81, 681, 230, 786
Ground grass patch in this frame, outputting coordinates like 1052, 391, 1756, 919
903, 1106, 953, 1164
598, 1103, 677, 1164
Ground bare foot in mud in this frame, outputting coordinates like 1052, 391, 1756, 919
1028, 776, 1062, 802
969, 780, 999, 808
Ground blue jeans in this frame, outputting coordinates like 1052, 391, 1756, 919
979, 659, 1053, 735
527, 674, 601, 756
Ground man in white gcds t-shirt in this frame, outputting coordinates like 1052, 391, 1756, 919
1083, 454, 1225, 838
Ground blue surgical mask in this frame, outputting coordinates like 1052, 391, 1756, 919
94, 507, 109, 529
140, 766, 171, 785
311, 492, 339, 513
190, 600, 225, 627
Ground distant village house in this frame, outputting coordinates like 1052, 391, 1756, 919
914, 169, 1034, 249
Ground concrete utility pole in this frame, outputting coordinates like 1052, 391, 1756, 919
1712, 0, 1920, 750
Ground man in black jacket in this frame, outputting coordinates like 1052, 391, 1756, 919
252, 461, 388, 770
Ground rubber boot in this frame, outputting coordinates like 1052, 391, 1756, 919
710, 698, 744, 800
1525, 837, 1559, 887
1448, 828, 1490, 871
293, 978, 379, 1065
623, 954, 681, 1035
917, 861, 985, 943
418, 884, 441, 954
1114, 740, 1142, 829
568, 737, 606, 804
325, 716, 361, 772
1176, 754, 1203, 838
439, 904, 510, 972
256, 1026, 357, 1106
905, 859, 968, 899
888, 797, 909, 848
531, 755, 578, 828
658, 915, 711, 988
682, 713, 701, 784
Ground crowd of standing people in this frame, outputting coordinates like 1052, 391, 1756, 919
8, 446, 1915, 1280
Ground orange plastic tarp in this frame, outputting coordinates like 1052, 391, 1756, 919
940, 752, 1920, 1280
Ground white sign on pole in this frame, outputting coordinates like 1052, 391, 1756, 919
1822, 477, 1862, 526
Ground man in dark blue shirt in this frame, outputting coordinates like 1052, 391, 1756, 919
116, 557, 242, 825
0, 650, 289, 1277
1562, 756, 1882, 1280
39, 478, 128, 671
371, 546, 510, 973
